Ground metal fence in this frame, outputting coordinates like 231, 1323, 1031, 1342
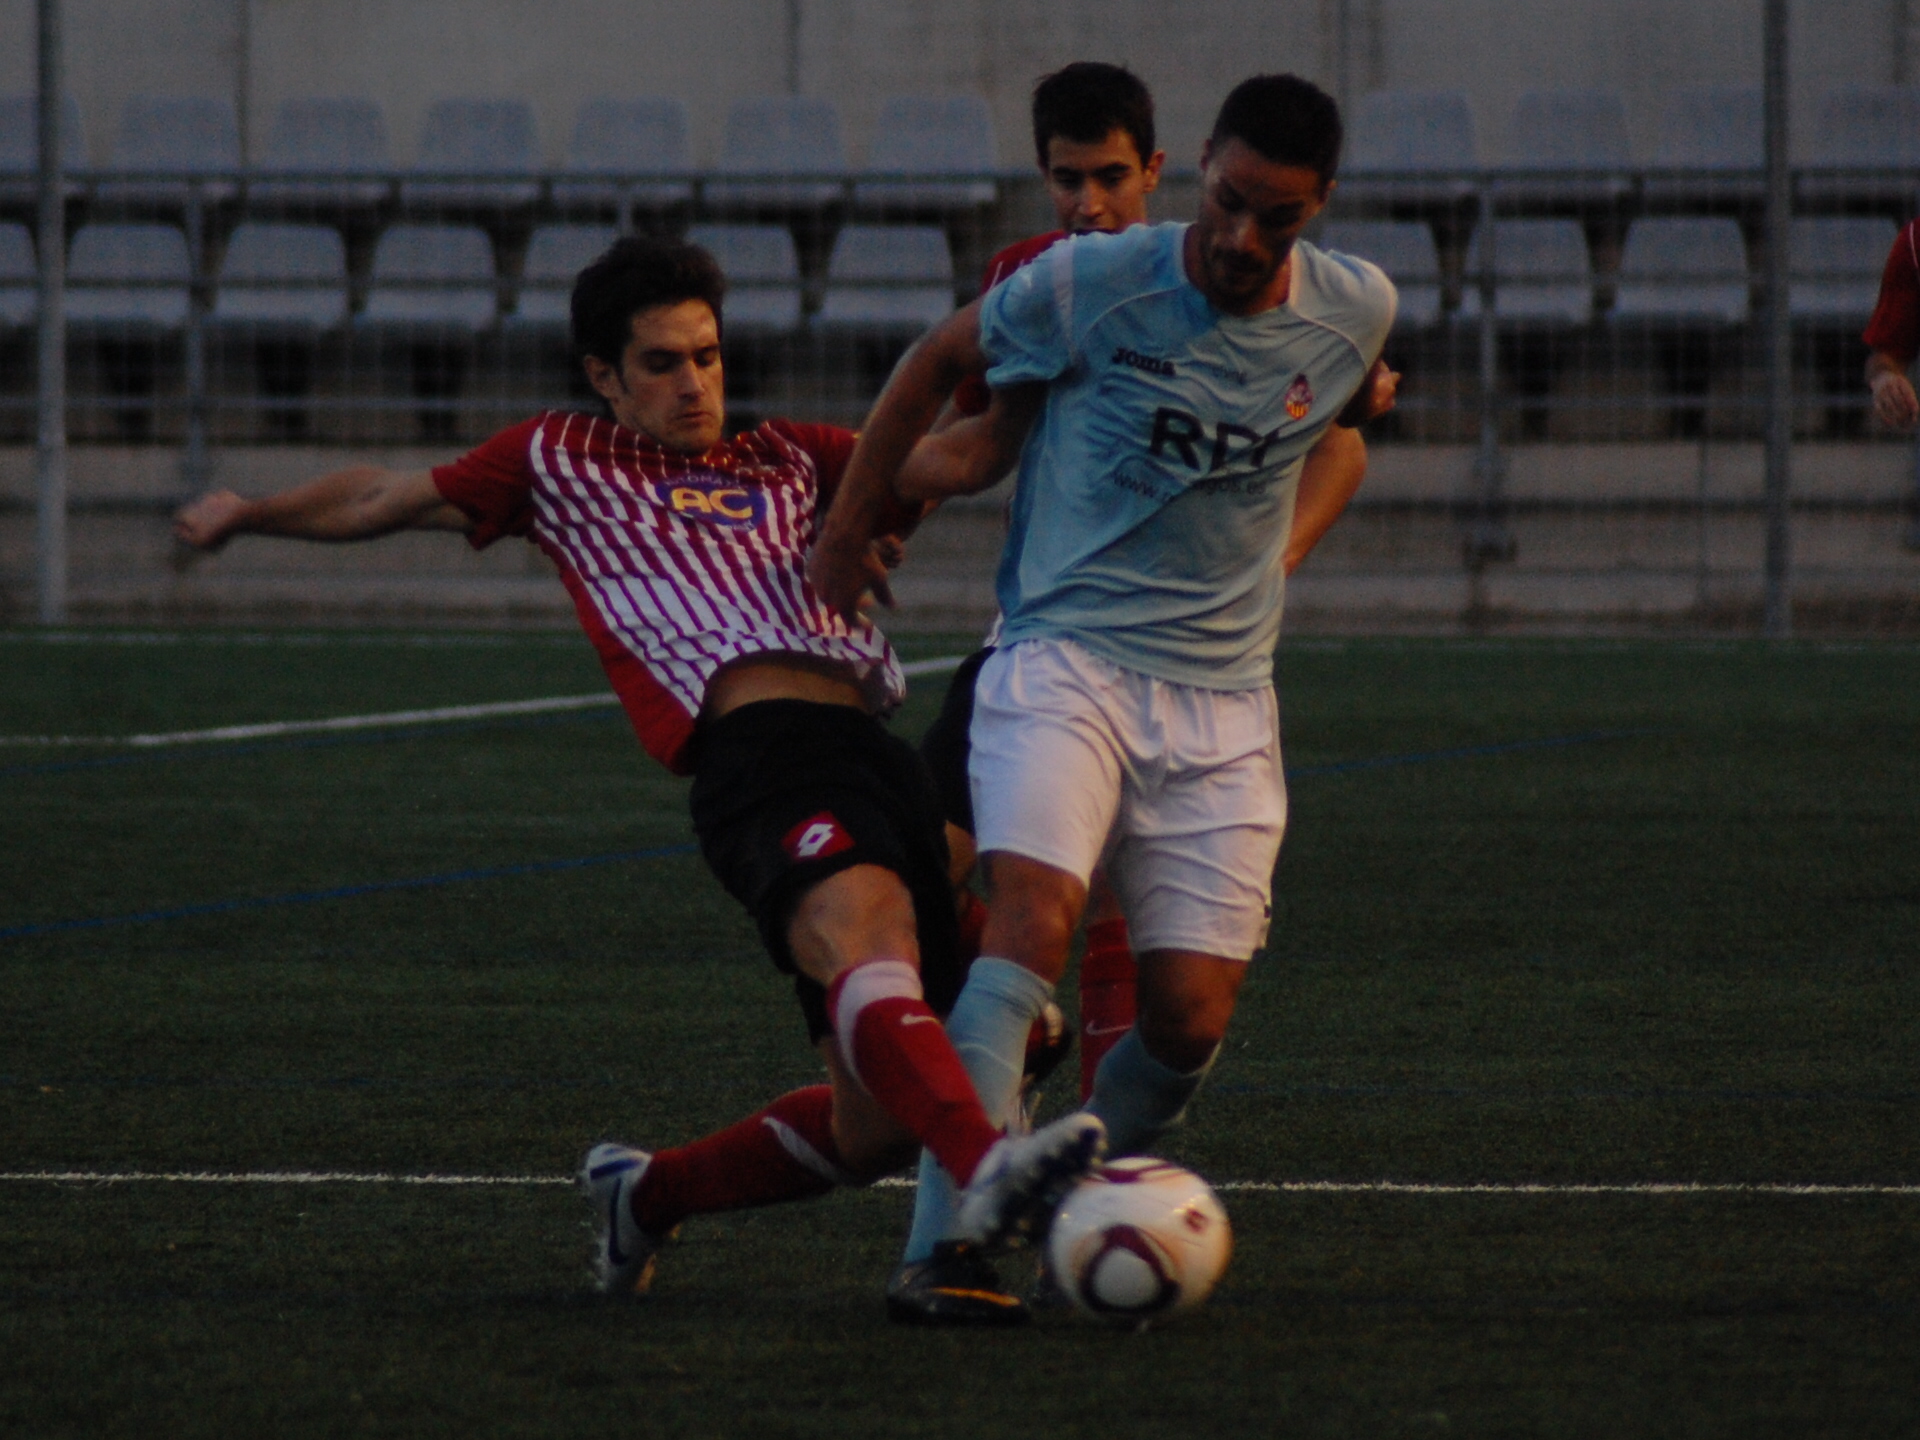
3, 150, 1918, 628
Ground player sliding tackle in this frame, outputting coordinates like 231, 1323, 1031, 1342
813, 74, 1397, 1324
173, 235, 1106, 1300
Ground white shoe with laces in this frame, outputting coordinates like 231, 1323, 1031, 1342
954, 1110, 1106, 1251
579, 1142, 662, 1297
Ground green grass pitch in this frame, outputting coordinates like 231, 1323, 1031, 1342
1, 630, 1916, 1437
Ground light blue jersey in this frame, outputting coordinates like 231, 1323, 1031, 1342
978, 222, 1395, 689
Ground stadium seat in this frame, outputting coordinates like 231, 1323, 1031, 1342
356, 224, 498, 332
95, 95, 241, 208
65, 222, 192, 328
1644, 87, 1763, 209
357, 223, 497, 440
1338, 91, 1478, 210
1798, 87, 1920, 210
814, 225, 954, 334
1456, 220, 1594, 325
1494, 91, 1632, 209
686, 224, 802, 333
248, 97, 392, 210
0, 94, 86, 206
0, 221, 36, 329
1788, 216, 1898, 323
67, 222, 193, 442
705, 98, 846, 212
400, 99, 541, 212
507, 223, 618, 328
854, 96, 997, 213
552, 99, 694, 215
210, 222, 349, 439
1318, 220, 1444, 327
209, 223, 350, 333
1611, 218, 1750, 325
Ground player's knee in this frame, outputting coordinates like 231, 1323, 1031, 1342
1137, 994, 1233, 1073
787, 864, 921, 983
979, 853, 1083, 976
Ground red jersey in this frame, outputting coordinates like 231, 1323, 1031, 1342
433, 412, 906, 773
952, 231, 1069, 416
1864, 219, 1920, 363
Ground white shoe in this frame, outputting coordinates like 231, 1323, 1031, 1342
954, 1110, 1106, 1252
579, 1142, 661, 1297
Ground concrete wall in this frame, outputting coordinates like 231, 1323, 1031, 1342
0, 0, 1912, 171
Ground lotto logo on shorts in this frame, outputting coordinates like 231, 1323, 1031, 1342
783, 812, 855, 862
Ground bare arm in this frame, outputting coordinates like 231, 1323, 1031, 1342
172, 467, 470, 551
1285, 424, 1367, 575
810, 300, 992, 619
895, 383, 1045, 505
1867, 348, 1919, 430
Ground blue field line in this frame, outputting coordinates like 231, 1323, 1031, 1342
0, 843, 699, 943
0, 727, 1642, 944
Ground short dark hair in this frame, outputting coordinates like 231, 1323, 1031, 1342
1209, 74, 1343, 185
570, 235, 726, 367
1031, 62, 1156, 168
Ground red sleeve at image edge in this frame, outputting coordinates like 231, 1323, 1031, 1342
1862, 223, 1920, 362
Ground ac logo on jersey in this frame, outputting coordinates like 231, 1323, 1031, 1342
1284, 373, 1314, 420
649, 470, 766, 530
783, 812, 855, 862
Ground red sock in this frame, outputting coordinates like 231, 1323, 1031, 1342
1079, 918, 1138, 1101
829, 960, 1001, 1185
955, 889, 989, 968
630, 1085, 847, 1234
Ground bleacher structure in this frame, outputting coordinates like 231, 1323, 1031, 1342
0, 85, 1916, 626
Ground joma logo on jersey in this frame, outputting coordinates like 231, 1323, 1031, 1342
1148, 407, 1287, 473
1112, 346, 1177, 377
650, 472, 766, 529
783, 812, 855, 862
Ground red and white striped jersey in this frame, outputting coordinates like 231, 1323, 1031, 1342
433, 411, 906, 773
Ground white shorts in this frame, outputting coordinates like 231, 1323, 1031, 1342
968, 637, 1287, 960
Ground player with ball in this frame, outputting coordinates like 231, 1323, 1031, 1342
814, 73, 1395, 1324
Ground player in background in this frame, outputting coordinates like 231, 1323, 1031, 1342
172, 234, 1105, 1304
814, 75, 1395, 1323
1861, 217, 1920, 548
919, 63, 1168, 1139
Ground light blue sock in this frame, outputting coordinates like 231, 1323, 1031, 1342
901, 956, 1054, 1263
1087, 1026, 1219, 1157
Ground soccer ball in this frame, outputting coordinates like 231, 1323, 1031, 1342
1046, 1158, 1231, 1325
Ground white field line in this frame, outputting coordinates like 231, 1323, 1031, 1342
3, 1171, 1916, 1196
0, 655, 968, 748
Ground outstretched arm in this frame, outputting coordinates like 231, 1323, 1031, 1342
172, 467, 470, 551
810, 300, 992, 619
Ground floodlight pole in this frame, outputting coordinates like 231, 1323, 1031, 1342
35, 0, 67, 626
1762, 0, 1793, 637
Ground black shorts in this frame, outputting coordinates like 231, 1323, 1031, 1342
917, 646, 995, 836
688, 699, 961, 1042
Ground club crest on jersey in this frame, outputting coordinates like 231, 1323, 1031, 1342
783, 812, 855, 863
649, 470, 766, 530
1284, 373, 1314, 420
